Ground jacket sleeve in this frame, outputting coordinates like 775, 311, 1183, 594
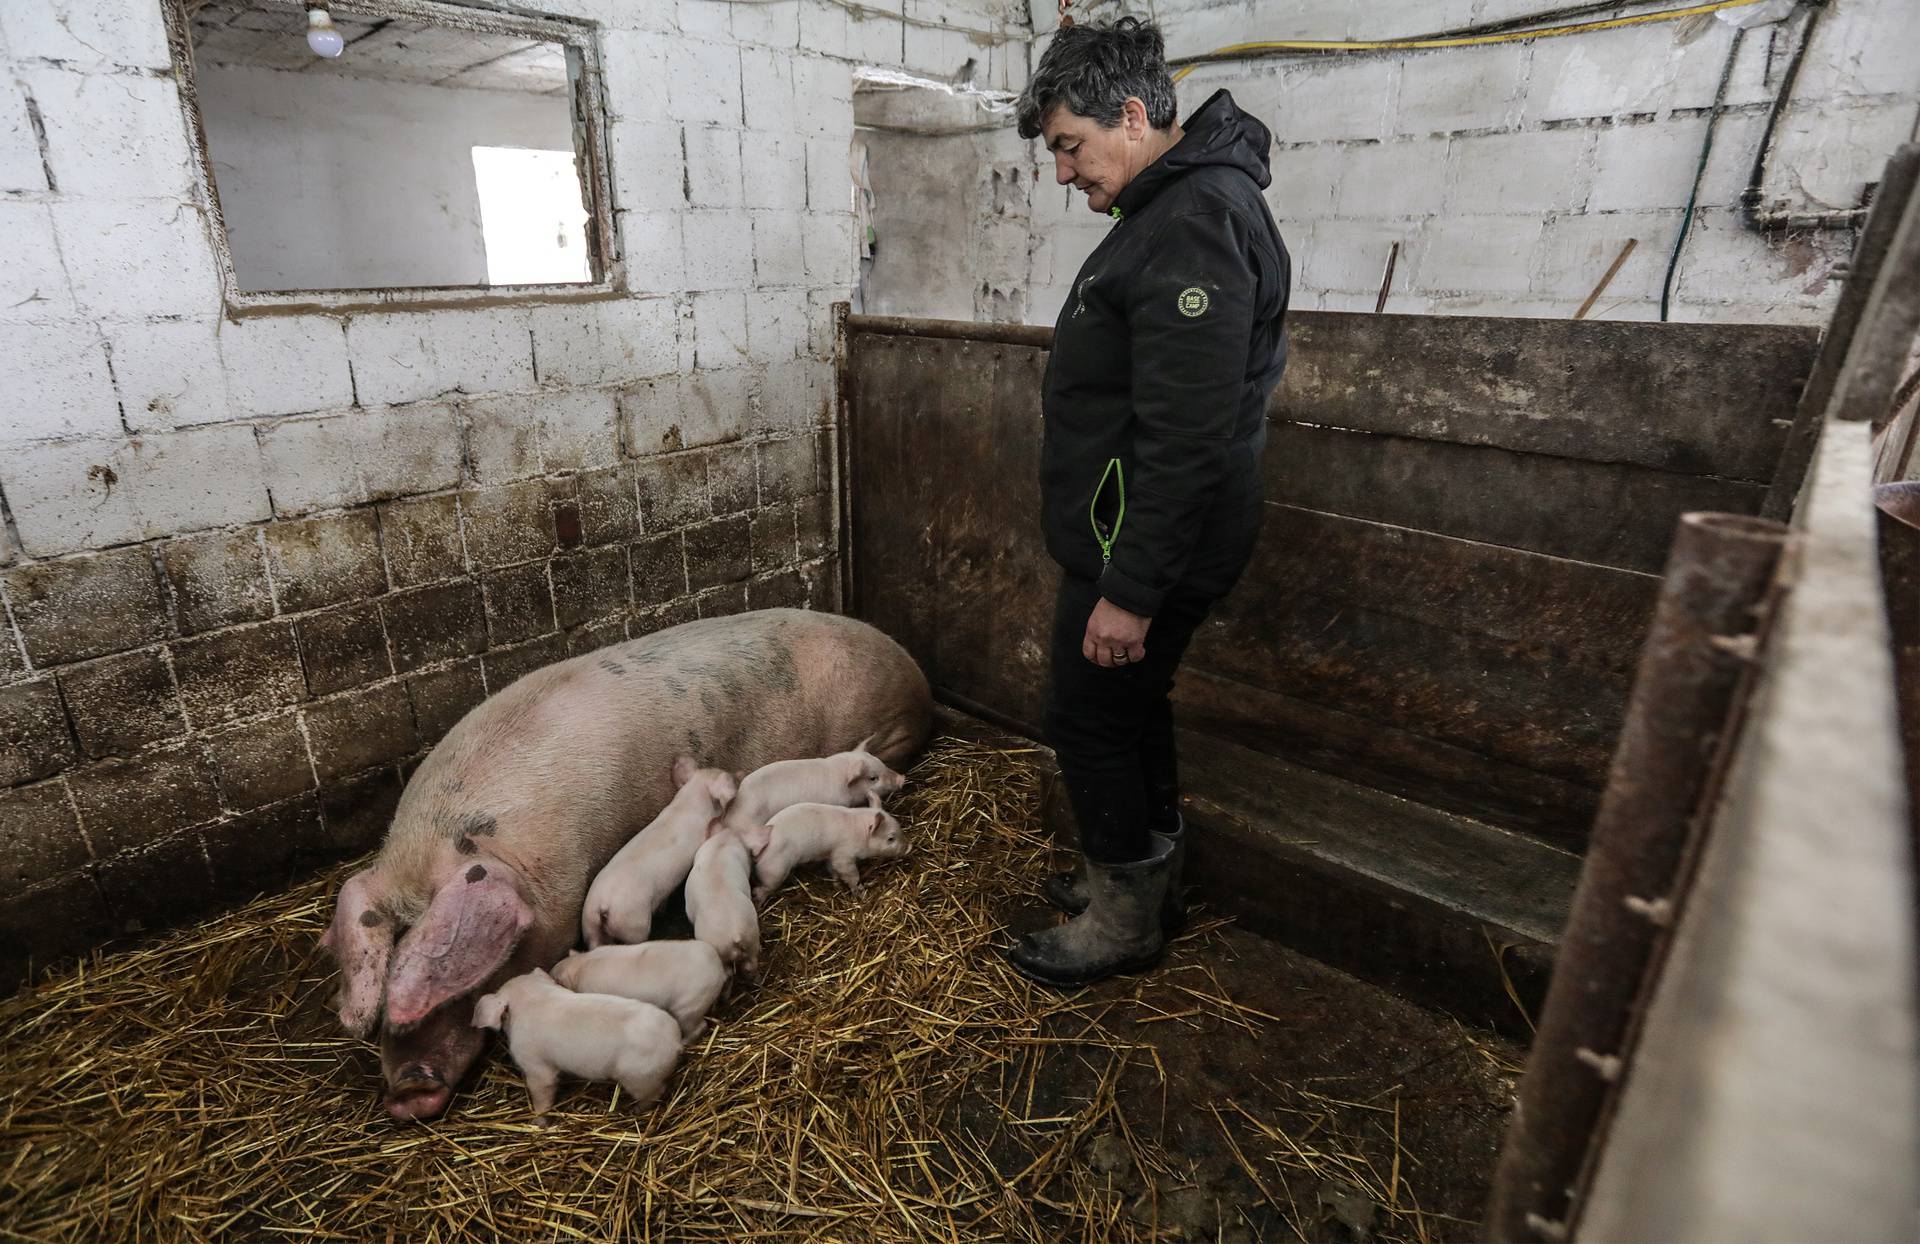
1097, 208, 1256, 617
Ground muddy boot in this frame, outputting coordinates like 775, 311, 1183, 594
1008, 834, 1175, 989
1044, 815, 1187, 933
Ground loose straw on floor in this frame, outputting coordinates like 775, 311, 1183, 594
0, 737, 1456, 1243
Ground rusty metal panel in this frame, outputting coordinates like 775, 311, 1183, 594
1488, 512, 1791, 1243
845, 332, 1053, 731
930, 343, 1053, 728
1879, 486, 1920, 850
841, 311, 1808, 844
1274, 313, 1818, 481
1172, 668, 1606, 847
1575, 423, 1916, 1244
1196, 567, 1638, 794
1266, 422, 1769, 573
841, 314, 1054, 349
1239, 505, 1660, 673
1179, 505, 1663, 833
845, 334, 943, 672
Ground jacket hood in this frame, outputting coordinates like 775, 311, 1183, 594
1112, 89, 1272, 218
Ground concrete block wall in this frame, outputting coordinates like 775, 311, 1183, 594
1021, 0, 1920, 325
0, 0, 1027, 984
855, 79, 1035, 322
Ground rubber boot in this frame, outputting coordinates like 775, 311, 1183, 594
1044, 813, 1187, 933
1006, 833, 1175, 989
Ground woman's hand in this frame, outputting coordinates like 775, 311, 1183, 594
1082, 597, 1152, 668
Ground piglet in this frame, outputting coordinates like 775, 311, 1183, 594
471, 968, 682, 1121
684, 828, 761, 976
751, 799, 909, 905
721, 736, 907, 846
581, 756, 738, 948
551, 940, 728, 1040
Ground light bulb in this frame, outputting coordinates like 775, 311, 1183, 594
306, 8, 345, 58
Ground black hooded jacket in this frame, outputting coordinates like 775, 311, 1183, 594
1040, 89, 1290, 616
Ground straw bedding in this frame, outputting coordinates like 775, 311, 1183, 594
0, 736, 1485, 1242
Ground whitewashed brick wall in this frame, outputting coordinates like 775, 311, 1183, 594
0, 0, 1026, 563
1020, 0, 1920, 325
20, 0, 1906, 563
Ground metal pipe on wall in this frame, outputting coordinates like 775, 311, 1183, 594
1486, 510, 1792, 1244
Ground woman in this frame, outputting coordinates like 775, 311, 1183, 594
1008, 18, 1291, 988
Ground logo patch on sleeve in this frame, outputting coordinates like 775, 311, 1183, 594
1177, 287, 1210, 317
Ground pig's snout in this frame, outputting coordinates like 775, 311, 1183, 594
385, 1064, 452, 1121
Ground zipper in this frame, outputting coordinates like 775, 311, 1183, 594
1089, 457, 1126, 565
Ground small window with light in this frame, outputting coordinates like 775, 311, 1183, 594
165, 0, 618, 310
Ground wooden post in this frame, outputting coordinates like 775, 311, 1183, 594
1573, 239, 1637, 321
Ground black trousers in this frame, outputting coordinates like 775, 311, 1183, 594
1043, 574, 1215, 864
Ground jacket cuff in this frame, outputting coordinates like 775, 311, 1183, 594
1097, 563, 1164, 618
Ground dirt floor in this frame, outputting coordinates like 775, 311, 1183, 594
0, 737, 1520, 1242
982, 909, 1521, 1243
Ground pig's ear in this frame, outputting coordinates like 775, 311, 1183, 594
322, 868, 394, 1040
384, 865, 534, 1032
711, 771, 738, 804
866, 811, 886, 838
671, 754, 699, 787
471, 992, 506, 1030
704, 816, 726, 839
854, 733, 876, 755
866, 790, 883, 810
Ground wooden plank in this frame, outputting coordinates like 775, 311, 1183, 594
1274, 311, 1817, 481
847, 335, 943, 679
1265, 422, 1768, 573
1879, 508, 1920, 850
930, 341, 1053, 731
846, 314, 1055, 348
1178, 727, 1579, 945
1169, 504, 1658, 828
1174, 665, 1602, 851
944, 701, 1566, 1034
1580, 421, 1918, 1244
1249, 504, 1661, 675
1176, 726, 1576, 1035
1189, 583, 1635, 789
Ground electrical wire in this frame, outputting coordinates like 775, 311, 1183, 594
1740, 1, 1832, 228
1414, 0, 1736, 41
1167, 0, 1766, 82
701, 0, 1024, 46
1660, 23, 1745, 319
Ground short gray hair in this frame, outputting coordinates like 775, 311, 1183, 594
1015, 17, 1176, 141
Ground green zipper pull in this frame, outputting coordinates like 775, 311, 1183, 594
1089, 457, 1126, 565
